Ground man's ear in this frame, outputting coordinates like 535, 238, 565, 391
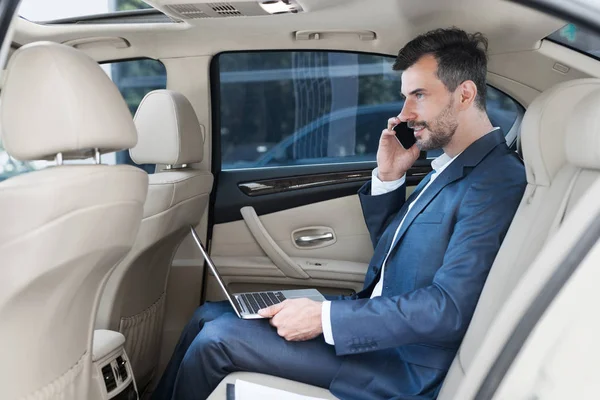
457, 80, 478, 110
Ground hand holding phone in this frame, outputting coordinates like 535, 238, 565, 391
393, 122, 417, 149
377, 117, 420, 182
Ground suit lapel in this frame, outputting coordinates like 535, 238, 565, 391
388, 129, 506, 252
371, 171, 434, 265
388, 163, 465, 251
391, 171, 433, 225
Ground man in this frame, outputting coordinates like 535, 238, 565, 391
152, 28, 526, 400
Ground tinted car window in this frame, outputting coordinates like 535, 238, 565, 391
217, 51, 523, 170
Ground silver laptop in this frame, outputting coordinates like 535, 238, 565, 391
190, 226, 325, 319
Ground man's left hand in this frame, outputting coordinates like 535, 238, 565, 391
258, 298, 323, 341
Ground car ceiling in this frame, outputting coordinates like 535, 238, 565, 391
12, 0, 565, 61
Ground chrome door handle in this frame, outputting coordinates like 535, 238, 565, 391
295, 232, 334, 247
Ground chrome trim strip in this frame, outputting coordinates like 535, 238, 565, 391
238, 170, 372, 196
237, 166, 432, 197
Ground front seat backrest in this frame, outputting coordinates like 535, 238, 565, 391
0, 42, 148, 400
96, 90, 214, 390
438, 79, 600, 399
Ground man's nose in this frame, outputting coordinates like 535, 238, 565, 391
398, 101, 416, 122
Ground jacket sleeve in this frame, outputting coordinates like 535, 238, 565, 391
330, 171, 526, 356
358, 181, 407, 248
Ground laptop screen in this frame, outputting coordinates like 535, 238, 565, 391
189, 226, 244, 318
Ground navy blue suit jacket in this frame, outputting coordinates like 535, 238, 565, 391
328, 130, 526, 399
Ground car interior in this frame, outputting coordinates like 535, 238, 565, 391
1, 0, 600, 399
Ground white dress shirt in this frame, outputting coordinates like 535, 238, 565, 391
321, 151, 461, 345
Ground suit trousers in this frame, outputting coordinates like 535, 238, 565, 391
151, 301, 342, 400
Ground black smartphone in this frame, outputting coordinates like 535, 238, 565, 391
393, 122, 417, 149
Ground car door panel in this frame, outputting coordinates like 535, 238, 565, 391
205, 159, 432, 300
209, 196, 371, 298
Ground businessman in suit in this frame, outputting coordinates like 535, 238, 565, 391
152, 28, 526, 400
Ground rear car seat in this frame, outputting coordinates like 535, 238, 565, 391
438, 78, 600, 399
207, 78, 600, 399
449, 82, 600, 399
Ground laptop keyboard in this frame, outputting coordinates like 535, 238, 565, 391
238, 291, 286, 314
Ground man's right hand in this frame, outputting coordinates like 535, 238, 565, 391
377, 117, 421, 181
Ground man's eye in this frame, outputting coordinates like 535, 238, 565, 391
416, 93, 424, 99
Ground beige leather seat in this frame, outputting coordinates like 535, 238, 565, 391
438, 78, 600, 399
208, 78, 600, 399
448, 81, 600, 399
96, 90, 214, 391
0, 42, 148, 400
478, 187, 600, 399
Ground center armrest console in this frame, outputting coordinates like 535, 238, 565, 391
91, 330, 139, 400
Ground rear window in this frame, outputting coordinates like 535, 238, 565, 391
547, 23, 600, 59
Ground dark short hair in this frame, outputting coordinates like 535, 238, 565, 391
393, 28, 489, 110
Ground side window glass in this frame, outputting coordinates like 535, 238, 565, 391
217, 51, 523, 170
486, 85, 523, 139
218, 51, 403, 169
0, 58, 166, 182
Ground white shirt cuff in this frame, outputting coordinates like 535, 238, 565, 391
371, 168, 406, 196
321, 301, 335, 345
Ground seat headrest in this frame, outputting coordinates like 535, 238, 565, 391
521, 78, 600, 186
0, 42, 137, 161
130, 90, 204, 166
565, 87, 600, 169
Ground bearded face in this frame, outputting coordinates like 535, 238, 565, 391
407, 96, 459, 151
397, 55, 462, 152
